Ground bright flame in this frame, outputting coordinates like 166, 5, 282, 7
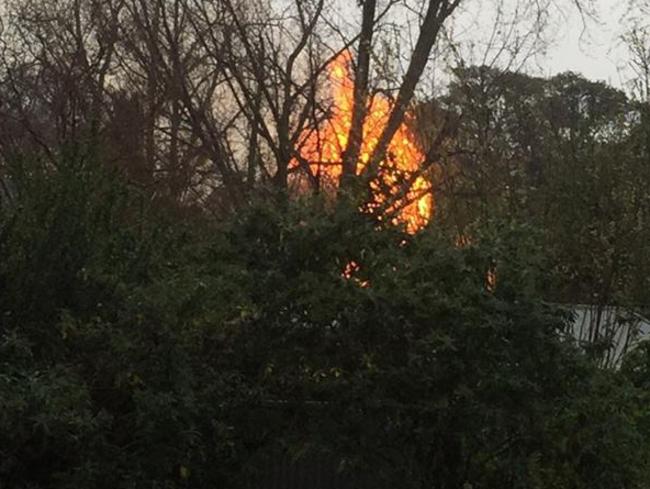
294, 51, 433, 234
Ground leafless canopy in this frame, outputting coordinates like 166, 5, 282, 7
0, 0, 592, 213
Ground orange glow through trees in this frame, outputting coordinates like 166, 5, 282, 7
295, 51, 433, 234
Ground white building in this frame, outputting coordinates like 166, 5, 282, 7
565, 304, 650, 368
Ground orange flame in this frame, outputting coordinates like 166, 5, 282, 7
294, 51, 433, 234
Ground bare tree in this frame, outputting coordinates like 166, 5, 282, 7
0, 0, 123, 157
0, 0, 594, 214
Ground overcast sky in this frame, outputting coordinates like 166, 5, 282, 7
444, 0, 633, 89
540, 0, 629, 86
0, 0, 636, 90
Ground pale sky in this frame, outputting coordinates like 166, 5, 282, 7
442, 0, 634, 89
0, 0, 638, 90
539, 0, 629, 86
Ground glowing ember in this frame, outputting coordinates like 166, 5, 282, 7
294, 50, 433, 234
486, 266, 497, 292
342, 260, 370, 288
456, 234, 498, 292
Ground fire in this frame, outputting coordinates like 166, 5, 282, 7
342, 260, 370, 287
294, 51, 433, 234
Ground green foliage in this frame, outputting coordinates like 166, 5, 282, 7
222, 204, 649, 489
0, 157, 648, 488
440, 67, 650, 308
621, 340, 650, 446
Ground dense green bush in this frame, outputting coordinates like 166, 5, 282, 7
0, 158, 648, 488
